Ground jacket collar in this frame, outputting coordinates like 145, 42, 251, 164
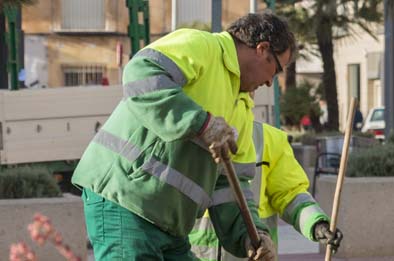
237, 92, 255, 109
215, 32, 240, 77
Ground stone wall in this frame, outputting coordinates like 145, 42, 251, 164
316, 175, 394, 258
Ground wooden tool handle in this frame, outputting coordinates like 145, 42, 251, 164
221, 157, 260, 248
325, 98, 357, 261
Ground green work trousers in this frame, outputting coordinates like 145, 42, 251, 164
82, 189, 197, 261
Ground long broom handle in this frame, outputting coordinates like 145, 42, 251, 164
325, 97, 357, 261
221, 152, 261, 249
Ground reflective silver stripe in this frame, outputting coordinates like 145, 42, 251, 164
261, 215, 278, 231
93, 130, 211, 209
297, 204, 325, 233
191, 245, 217, 261
251, 121, 264, 204
191, 217, 218, 260
253, 121, 264, 161
123, 74, 179, 98
141, 157, 212, 210
218, 162, 256, 179
93, 130, 142, 162
193, 216, 214, 231
210, 187, 254, 206
282, 193, 316, 224
251, 165, 262, 204
135, 48, 187, 86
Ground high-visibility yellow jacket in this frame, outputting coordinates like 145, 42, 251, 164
252, 122, 329, 245
190, 95, 329, 261
72, 29, 265, 257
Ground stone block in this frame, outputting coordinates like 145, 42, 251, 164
316, 175, 394, 258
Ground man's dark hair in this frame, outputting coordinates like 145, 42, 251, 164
227, 12, 296, 62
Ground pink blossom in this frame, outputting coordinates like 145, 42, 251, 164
9, 242, 37, 261
10, 213, 81, 261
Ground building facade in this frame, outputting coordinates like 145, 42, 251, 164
22, 0, 266, 88
334, 25, 384, 130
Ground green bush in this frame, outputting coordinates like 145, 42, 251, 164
0, 166, 62, 199
296, 131, 374, 146
347, 143, 394, 177
280, 80, 321, 127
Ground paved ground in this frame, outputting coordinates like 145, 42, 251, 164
279, 253, 394, 261
87, 221, 393, 260
277, 220, 393, 261
278, 222, 319, 255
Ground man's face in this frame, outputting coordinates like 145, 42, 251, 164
240, 41, 291, 92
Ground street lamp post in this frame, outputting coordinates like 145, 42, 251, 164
211, 0, 222, 32
264, 0, 281, 129
384, 0, 394, 136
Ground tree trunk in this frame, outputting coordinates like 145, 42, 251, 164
316, 17, 339, 130
285, 61, 296, 89
0, 11, 8, 89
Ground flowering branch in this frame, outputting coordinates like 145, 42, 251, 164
9, 213, 81, 261
9, 242, 37, 261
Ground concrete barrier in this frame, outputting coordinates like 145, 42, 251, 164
292, 143, 317, 193
316, 175, 394, 258
292, 144, 316, 169
0, 193, 87, 260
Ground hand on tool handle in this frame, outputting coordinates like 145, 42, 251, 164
200, 113, 237, 163
245, 230, 276, 261
314, 221, 343, 254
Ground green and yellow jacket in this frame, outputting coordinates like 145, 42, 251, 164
189, 94, 329, 261
72, 29, 266, 257
252, 123, 329, 246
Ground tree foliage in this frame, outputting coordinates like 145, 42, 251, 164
0, 165, 62, 199
277, 0, 383, 131
280, 80, 321, 127
0, 0, 35, 10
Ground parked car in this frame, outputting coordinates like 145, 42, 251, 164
361, 107, 385, 140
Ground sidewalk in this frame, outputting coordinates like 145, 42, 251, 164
278, 221, 393, 261
87, 221, 393, 261
279, 253, 394, 261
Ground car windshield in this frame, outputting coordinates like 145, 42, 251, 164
371, 109, 384, 122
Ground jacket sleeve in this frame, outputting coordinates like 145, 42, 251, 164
121, 52, 208, 142
263, 124, 329, 241
208, 174, 268, 258
207, 95, 268, 258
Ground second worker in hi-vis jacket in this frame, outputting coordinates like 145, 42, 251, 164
189, 93, 343, 261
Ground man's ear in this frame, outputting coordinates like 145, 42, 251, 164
256, 41, 270, 55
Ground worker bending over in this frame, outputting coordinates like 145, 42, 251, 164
72, 12, 295, 261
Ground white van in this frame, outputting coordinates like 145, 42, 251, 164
361, 107, 385, 140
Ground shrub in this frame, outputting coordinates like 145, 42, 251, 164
297, 130, 375, 146
0, 166, 62, 199
280, 80, 321, 128
347, 143, 394, 177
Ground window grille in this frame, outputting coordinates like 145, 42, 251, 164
62, 65, 105, 86
61, 0, 105, 30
